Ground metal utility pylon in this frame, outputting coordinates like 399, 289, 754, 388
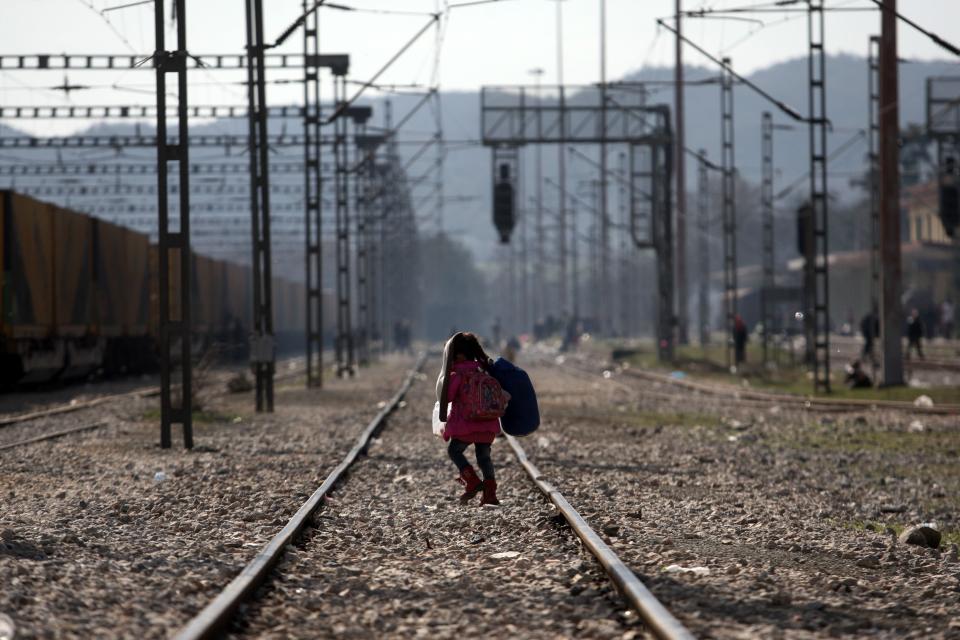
674, 0, 688, 345
598, 0, 610, 336
332, 76, 352, 377
720, 57, 737, 370
878, 0, 904, 386
808, 0, 830, 392
867, 35, 881, 324
558, 90, 569, 318
303, 52, 348, 387
761, 112, 774, 367
354, 127, 383, 367
365, 159, 383, 358
330, 93, 367, 377
618, 150, 630, 336
155, 0, 192, 449
246, 0, 275, 411
630, 137, 674, 362
355, 120, 369, 366
303, 3, 323, 388
533, 87, 546, 323
697, 150, 710, 347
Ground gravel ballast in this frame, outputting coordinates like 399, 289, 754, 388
0, 356, 414, 639
523, 350, 960, 638
227, 358, 636, 640
4, 346, 958, 639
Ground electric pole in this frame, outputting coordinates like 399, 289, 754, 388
551, 0, 568, 317
879, 0, 904, 385
675, 0, 688, 345
530, 68, 546, 322
599, 0, 610, 336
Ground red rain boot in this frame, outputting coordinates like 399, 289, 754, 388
480, 479, 500, 506
457, 465, 482, 503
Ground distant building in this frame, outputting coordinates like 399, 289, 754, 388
903, 180, 954, 245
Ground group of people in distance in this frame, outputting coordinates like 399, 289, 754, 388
725, 303, 955, 390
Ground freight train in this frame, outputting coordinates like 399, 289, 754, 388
1, 190, 325, 385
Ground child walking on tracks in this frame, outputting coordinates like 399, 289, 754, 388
436, 332, 509, 506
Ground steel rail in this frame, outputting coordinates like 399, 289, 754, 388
0, 422, 106, 452
173, 352, 427, 640
0, 357, 308, 430
0, 388, 158, 428
541, 352, 958, 416
558, 357, 856, 415
505, 434, 695, 640
623, 367, 960, 415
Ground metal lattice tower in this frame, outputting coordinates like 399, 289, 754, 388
558, 86, 568, 316
155, 0, 192, 449
697, 150, 710, 347
720, 57, 737, 370
761, 112, 774, 367
868, 35, 881, 322
364, 153, 383, 360
246, 0, 275, 411
303, 4, 323, 388
808, 0, 831, 392
354, 123, 372, 367
654, 141, 675, 362
618, 151, 629, 336
332, 76, 354, 377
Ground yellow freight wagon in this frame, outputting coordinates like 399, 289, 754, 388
2, 190, 324, 384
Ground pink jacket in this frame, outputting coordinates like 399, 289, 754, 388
442, 360, 502, 443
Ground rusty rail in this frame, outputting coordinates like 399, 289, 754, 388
0, 357, 309, 431
173, 352, 427, 640
622, 367, 960, 415
0, 422, 106, 452
505, 434, 695, 640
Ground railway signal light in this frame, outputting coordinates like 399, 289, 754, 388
940, 155, 959, 238
493, 162, 516, 244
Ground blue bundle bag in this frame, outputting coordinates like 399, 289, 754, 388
489, 357, 540, 436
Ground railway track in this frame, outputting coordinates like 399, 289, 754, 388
172, 353, 692, 640
540, 349, 958, 416
0, 421, 106, 452
0, 357, 308, 449
0, 386, 159, 428
621, 366, 960, 415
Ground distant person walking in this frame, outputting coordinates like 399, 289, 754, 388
436, 332, 507, 506
906, 308, 925, 360
733, 314, 748, 366
491, 317, 502, 350
941, 300, 955, 340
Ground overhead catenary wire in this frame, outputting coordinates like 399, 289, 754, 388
866, 0, 960, 57
655, 18, 805, 123
325, 14, 439, 124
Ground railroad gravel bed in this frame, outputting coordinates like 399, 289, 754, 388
229, 357, 638, 640
0, 356, 413, 639
524, 353, 960, 638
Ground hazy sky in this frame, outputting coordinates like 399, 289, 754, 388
2, 0, 959, 136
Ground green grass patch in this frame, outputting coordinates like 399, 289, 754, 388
777, 424, 960, 456
617, 344, 960, 405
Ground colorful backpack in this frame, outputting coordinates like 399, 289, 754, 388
459, 368, 511, 421
489, 358, 540, 436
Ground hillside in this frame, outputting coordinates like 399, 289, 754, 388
1, 53, 956, 265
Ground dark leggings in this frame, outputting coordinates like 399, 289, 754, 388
448, 439, 495, 481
